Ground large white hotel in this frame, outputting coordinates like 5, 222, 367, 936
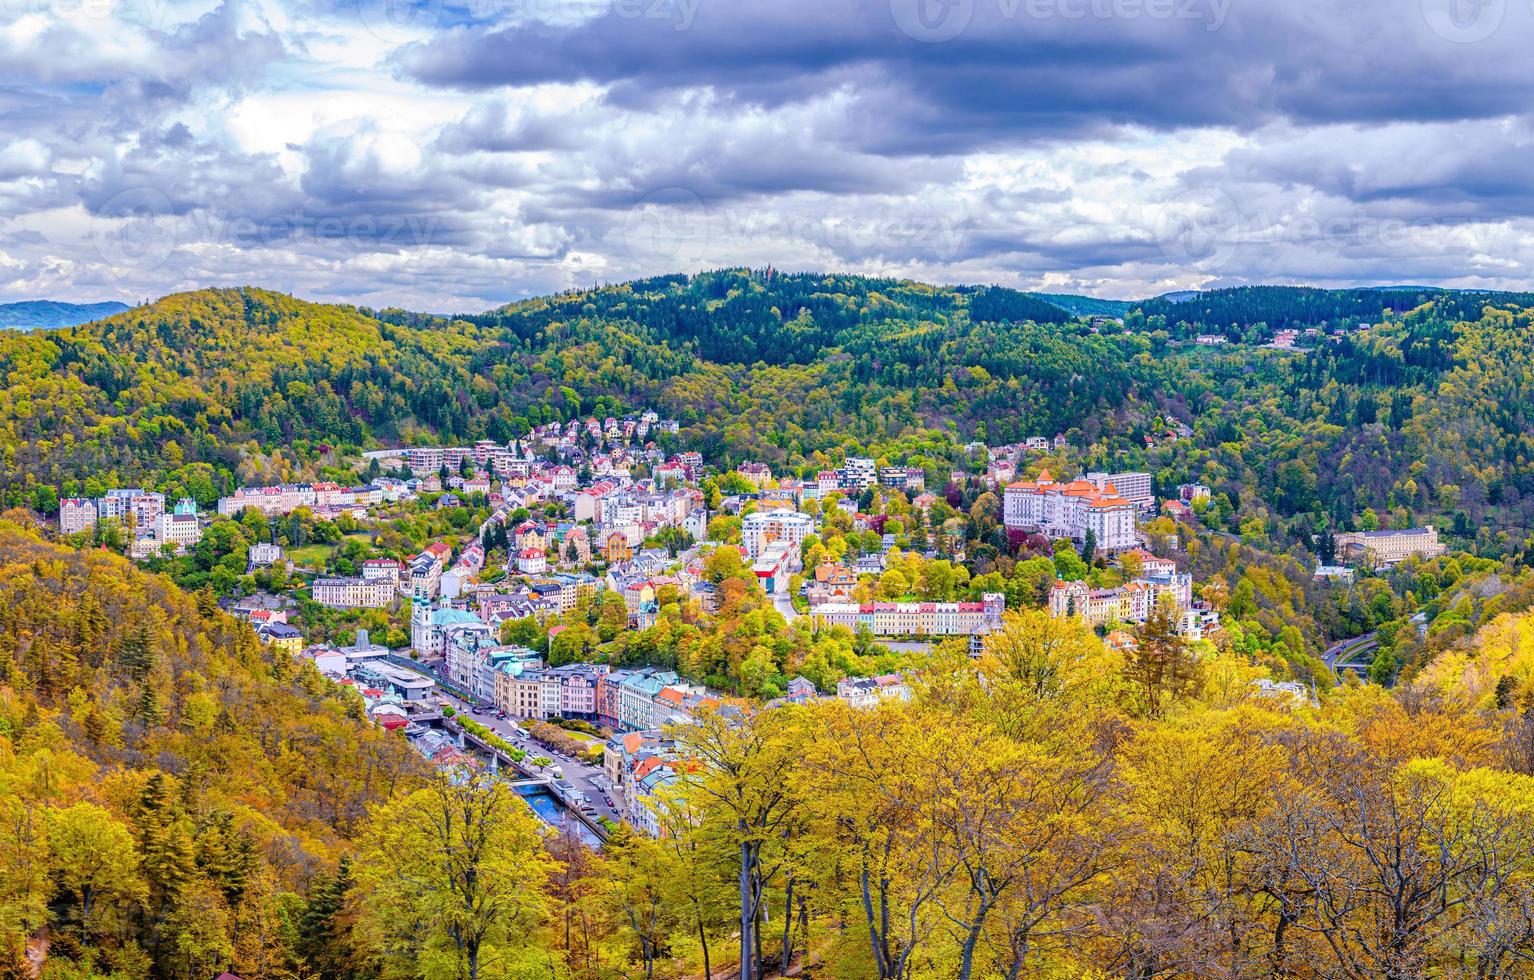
810, 594, 1006, 638
1003, 469, 1138, 551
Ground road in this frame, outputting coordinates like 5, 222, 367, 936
449, 698, 624, 825
773, 588, 800, 623
1323, 632, 1378, 672
1322, 614, 1427, 675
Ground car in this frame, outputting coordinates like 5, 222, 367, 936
496, 711, 506, 719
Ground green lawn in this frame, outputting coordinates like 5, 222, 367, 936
286, 543, 333, 567
286, 532, 376, 569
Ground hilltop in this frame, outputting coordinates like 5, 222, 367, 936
0, 299, 130, 330
1, 269, 1533, 552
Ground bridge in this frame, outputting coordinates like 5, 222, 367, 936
1323, 632, 1378, 674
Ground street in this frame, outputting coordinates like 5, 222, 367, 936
450, 698, 626, 826
773, 587, 799, 622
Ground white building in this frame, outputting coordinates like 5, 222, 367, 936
1003, 469, 1137, 551
840, 457, 878, 491
741, 508, 814, 561
1086, 471, 1154, 510
313, 576, 396, 608
59, 498, 98, 535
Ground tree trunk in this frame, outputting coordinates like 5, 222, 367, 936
957, 904, 991, 980
780, 875, 795, 977
698, 911, 712, 980
740, 835, 756, 980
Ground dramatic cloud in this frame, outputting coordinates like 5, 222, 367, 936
3, 0, 1534, 309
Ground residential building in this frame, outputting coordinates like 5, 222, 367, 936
741, 508, 814, 561
1086, 471, 1154, 510
738, 462, 773, 488
1333, 526, 1445, 566
313, 576, 395, 609
617, 668, 681, 731
247, 542, 284, 572
837, 673, 909, 708
840, 457, 877, 491
362, 558, 405, 590
59, 498, 98, 535
810, 594, 1005, 637
1048, 562, 1195, 630
154, 499, 202, 553
257, 622, 303, 656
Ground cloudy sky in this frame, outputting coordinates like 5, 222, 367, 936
2, 0, 1533, 310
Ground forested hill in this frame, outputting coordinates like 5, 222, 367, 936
0, 516, 423, 978
469, 270, 1075, 366
0, 300, 130, 330
1131, 284, 1534, 334
5, 271, 1534, 555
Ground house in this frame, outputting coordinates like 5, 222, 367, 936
516, 547, 548, 575
785, 676, 818, 703
1162, 499, 1193, 521
257, 622, 303, 655
738, 462, 773, 488
603, 531, 634, 563
247, 542, 284, 572
807, 562, 858, 605
837, 673, 909, 708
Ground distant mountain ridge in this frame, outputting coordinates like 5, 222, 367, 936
0, 300, 130, 329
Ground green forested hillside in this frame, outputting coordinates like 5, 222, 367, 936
0, 517, 423, 979
1131, 284, 1534, 336
2, 270, 1534, 558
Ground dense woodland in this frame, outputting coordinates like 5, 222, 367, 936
4, 521, 1534, 979
7, 272, 1534, 977
5, 272, 1534, 553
